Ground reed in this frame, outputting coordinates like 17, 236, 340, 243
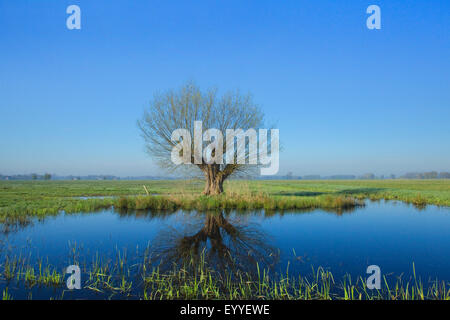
1, 249, 449, 300
2, 288, 12, 300
114, 193, 363, 212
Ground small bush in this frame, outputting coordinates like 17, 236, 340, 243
412, 194, 427, 208
116, 197, 129, 209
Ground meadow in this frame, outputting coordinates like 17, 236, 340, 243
0, 179, 449, 221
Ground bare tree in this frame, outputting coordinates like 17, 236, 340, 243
138, 82, 266, 195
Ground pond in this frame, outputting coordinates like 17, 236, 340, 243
1, 200, 449, 299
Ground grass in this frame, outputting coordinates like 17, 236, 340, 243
115, 193, 361, 212
2, 288, 12, 300
3, 255, 63, 287
0, 179, 448, 221
245, 179, 450, 206
1, 249, 449, 300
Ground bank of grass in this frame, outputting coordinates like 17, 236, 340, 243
114, 193, 361, 212
1, 251, 449, 300
0, 179, 449, 220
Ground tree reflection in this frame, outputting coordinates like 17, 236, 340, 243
150, 211, 279, 273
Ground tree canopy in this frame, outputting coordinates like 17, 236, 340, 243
138, 82, 266, 195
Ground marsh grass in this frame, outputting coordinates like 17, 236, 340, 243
1, 250, 449, 300
114, 193, 362, 213
2, 287, 12, 300
2, 255, 63, 287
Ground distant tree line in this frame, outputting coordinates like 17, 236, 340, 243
400, 171, 450, 179
1, 173, 52, 180
1, 172, 449, 181
255, 172, 450, 180
0, 174, 177, 181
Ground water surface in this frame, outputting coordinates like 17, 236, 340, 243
1, 200, 449, 298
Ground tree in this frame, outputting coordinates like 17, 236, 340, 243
31, 173, 38, 180
138, 82, 266, 195
439, 172, 450, 179
423, 171, 438, 179
44, 173, 51, 180
361, 173, 375, 180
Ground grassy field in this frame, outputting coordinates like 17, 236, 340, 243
0, 179, 449, 220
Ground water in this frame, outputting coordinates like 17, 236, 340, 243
1, 200, 449, 298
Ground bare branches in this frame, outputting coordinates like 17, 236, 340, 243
137, 82, 266, 183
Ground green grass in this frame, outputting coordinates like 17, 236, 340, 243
247, 179, 450, 207
1, 250, 449, 300
0, 179, 449, 220
114, 193, 361, 213
2, 288, 12, 300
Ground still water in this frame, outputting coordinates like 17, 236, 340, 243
1, 200, 449, 298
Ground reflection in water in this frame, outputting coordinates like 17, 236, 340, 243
0, 205, 359, 236
261, 205, 358, 218
113, 206, 358, 274
1, 201, 450, 294
0, 206, 359, 275
149, 211, 279, 273
0, 201, 449, 299
0, 218, 33, 236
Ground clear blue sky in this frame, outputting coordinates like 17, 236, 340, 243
0, 0, 449, 176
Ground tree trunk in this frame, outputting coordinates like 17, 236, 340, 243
203, 166, 224, 195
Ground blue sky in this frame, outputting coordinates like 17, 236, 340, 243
0, 0, 449, 176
